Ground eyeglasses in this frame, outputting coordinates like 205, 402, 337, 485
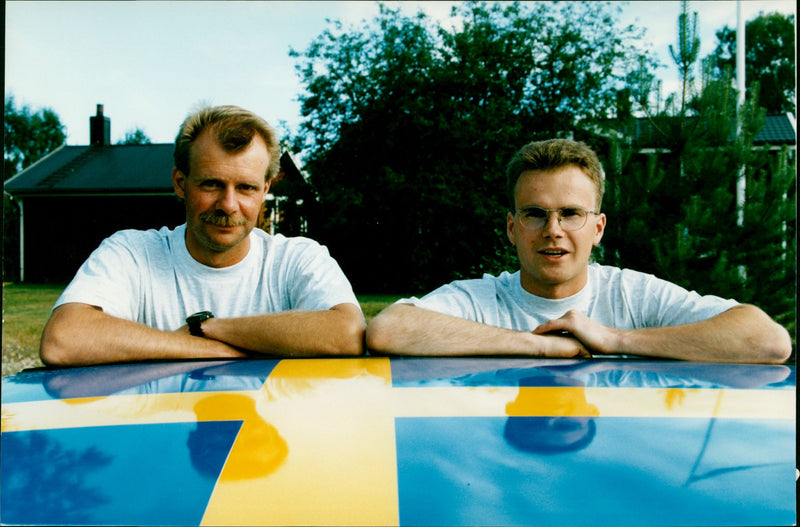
515, 207, 600, 231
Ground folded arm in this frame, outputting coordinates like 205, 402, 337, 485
41, 302, 365, 367
366, 303, 590, 358
533, 304, 792, 364
40, 303, 247, 367
194, 302, 365, 357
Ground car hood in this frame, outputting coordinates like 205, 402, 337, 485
1, 357, 795, 526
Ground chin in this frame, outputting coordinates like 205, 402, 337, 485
206, 231, 249, 251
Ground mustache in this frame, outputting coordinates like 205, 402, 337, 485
199, 211, 248, 227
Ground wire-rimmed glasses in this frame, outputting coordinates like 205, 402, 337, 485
515, 206, 600, 231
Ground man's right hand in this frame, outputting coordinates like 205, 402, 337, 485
535, 332, 592, 358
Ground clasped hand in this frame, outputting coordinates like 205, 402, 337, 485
534, 310, 621, 357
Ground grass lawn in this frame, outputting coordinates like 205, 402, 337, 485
1, 283, 401, 377
358, 294, 403, 320
2, 283, 65, 376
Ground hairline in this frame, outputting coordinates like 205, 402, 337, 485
505, 139, 605, 212
173, 105, 281, 183
512, 164, 602, 211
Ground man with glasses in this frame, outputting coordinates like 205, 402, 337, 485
366, 139, 791, 363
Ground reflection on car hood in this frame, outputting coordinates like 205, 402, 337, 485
1, 357, 795, 526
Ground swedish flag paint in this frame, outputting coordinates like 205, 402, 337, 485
1, 358, 795, 526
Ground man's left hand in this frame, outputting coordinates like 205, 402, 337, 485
533, 310, 622, 355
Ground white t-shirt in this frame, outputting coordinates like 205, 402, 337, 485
55, 224, 361, 329
400, 264, 738, 331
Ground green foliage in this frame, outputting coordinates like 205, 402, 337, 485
117, 128, 152, 145
669, 1, 700, 113
291, 1, 648, 292
4, 96, 67, 281
706, 11, 796, 114
601, 1, 796, 324
4, 95, 66, 179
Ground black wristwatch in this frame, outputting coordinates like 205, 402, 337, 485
187, 311, 214, 337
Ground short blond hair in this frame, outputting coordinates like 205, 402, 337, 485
173, 105, 281, 181
506, 139, 605, 210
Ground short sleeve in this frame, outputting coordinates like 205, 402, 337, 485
53, 232, 142, 321
284, 239, 361, 313
396, 278, 500, 324
633, 272, 740, 328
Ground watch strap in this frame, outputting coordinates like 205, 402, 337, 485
187, 311, 214, 337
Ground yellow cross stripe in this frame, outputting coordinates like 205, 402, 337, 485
201, 358, 398, 526
1, 392, 213, 432
2, 382, 794, 435
389, 386, 796, 419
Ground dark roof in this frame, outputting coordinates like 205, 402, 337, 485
753, 114, 796, 145
4, 144, 175, 196
630, 114, 795, 148
4, 144, 306, 197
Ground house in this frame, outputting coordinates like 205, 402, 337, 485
630, 113, 797, 154
574, 112, 795, 196
3, 105, 313, 283
752, 113, 797, 150
581, 112, 796, 154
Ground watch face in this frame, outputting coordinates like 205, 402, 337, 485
188, 311, 214, 324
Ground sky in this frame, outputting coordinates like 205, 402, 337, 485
4, 1, 796, 148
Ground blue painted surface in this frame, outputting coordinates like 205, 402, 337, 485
0, 421, 241, 526
395, 416, 795, 526
389, 359, 796, 526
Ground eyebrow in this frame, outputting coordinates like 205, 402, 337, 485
517, 204, 588, 210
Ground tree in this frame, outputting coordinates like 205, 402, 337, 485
291, 1, 650, 292
4, 96, 66, 178
117, 128, 152, 145
3, 96, 67, 281
600, 1, 795, 330
668, 1, 700, 116
706, 11, 795, 115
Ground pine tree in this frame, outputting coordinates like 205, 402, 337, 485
600, 1, 795, 331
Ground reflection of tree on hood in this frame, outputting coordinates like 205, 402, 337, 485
189, 394, 288, 481
504, 376, 599, 455
261, 358, 388, 400
0, 431, 112, 525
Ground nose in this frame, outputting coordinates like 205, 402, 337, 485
542, 211, 564, 236
216, 185, 238, 214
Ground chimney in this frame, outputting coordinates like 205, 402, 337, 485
90, 104, 111, 146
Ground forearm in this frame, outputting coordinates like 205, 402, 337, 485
40, 303, 245, 367
200, 303, 365, 357
366, 304, 586, 357
609, 305, 792, 364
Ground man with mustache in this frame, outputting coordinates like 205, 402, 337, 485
366, 139, 791, 364
40, 105, 364, 366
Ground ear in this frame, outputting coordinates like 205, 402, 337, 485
592, 213, 607, 246
172, 168, 186, 200
262, 180, 271, 201
507, 212, 517, 245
